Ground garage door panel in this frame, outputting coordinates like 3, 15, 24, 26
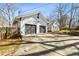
40, 26, 46, 33
25, 24, 36, 34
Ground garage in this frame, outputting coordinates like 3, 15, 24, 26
40, 26, 46, 33
13, 13, 48, 35
25, 24, 36, 34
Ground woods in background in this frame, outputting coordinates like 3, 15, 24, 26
50, 3, 79, 30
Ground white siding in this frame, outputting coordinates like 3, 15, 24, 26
20, 17, 47, 35
20, 17, 35, 35
51, 23, 59, 32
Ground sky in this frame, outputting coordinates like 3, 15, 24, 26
16, 3, 57, 17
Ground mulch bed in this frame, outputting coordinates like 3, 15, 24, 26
48, 32, 79, 36
48, 32, 65, 35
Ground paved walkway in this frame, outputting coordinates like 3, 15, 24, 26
13, 34, 79, 56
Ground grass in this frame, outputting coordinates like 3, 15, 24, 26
0, 28, 22, 55
59, 29, 79, 36
59, 29, 79, 33
0, 39, 21, 56
59, 30, 70, 33
0, 45, 18, 55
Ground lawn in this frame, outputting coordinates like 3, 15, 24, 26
59, 29, 79, 33
0, 39, 21, 56
59, 29, 79, 36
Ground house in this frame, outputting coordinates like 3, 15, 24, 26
13, 13, 49, 35
49, 20, 60, 32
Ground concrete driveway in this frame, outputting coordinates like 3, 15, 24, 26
13, 34, 79, 56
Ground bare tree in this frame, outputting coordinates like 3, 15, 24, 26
0, 3, 19, 27
68, 3, 79, 29
50, 3, 79, 30
0, 3, 20, 39
69, 3, 74, 29
50, 3, 69, 29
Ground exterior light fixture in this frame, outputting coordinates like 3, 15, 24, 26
37, 13, 40, 19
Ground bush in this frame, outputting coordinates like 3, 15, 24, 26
60, 28, 71, 30
75, 26, 79, 30
68, 32, 79, 36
